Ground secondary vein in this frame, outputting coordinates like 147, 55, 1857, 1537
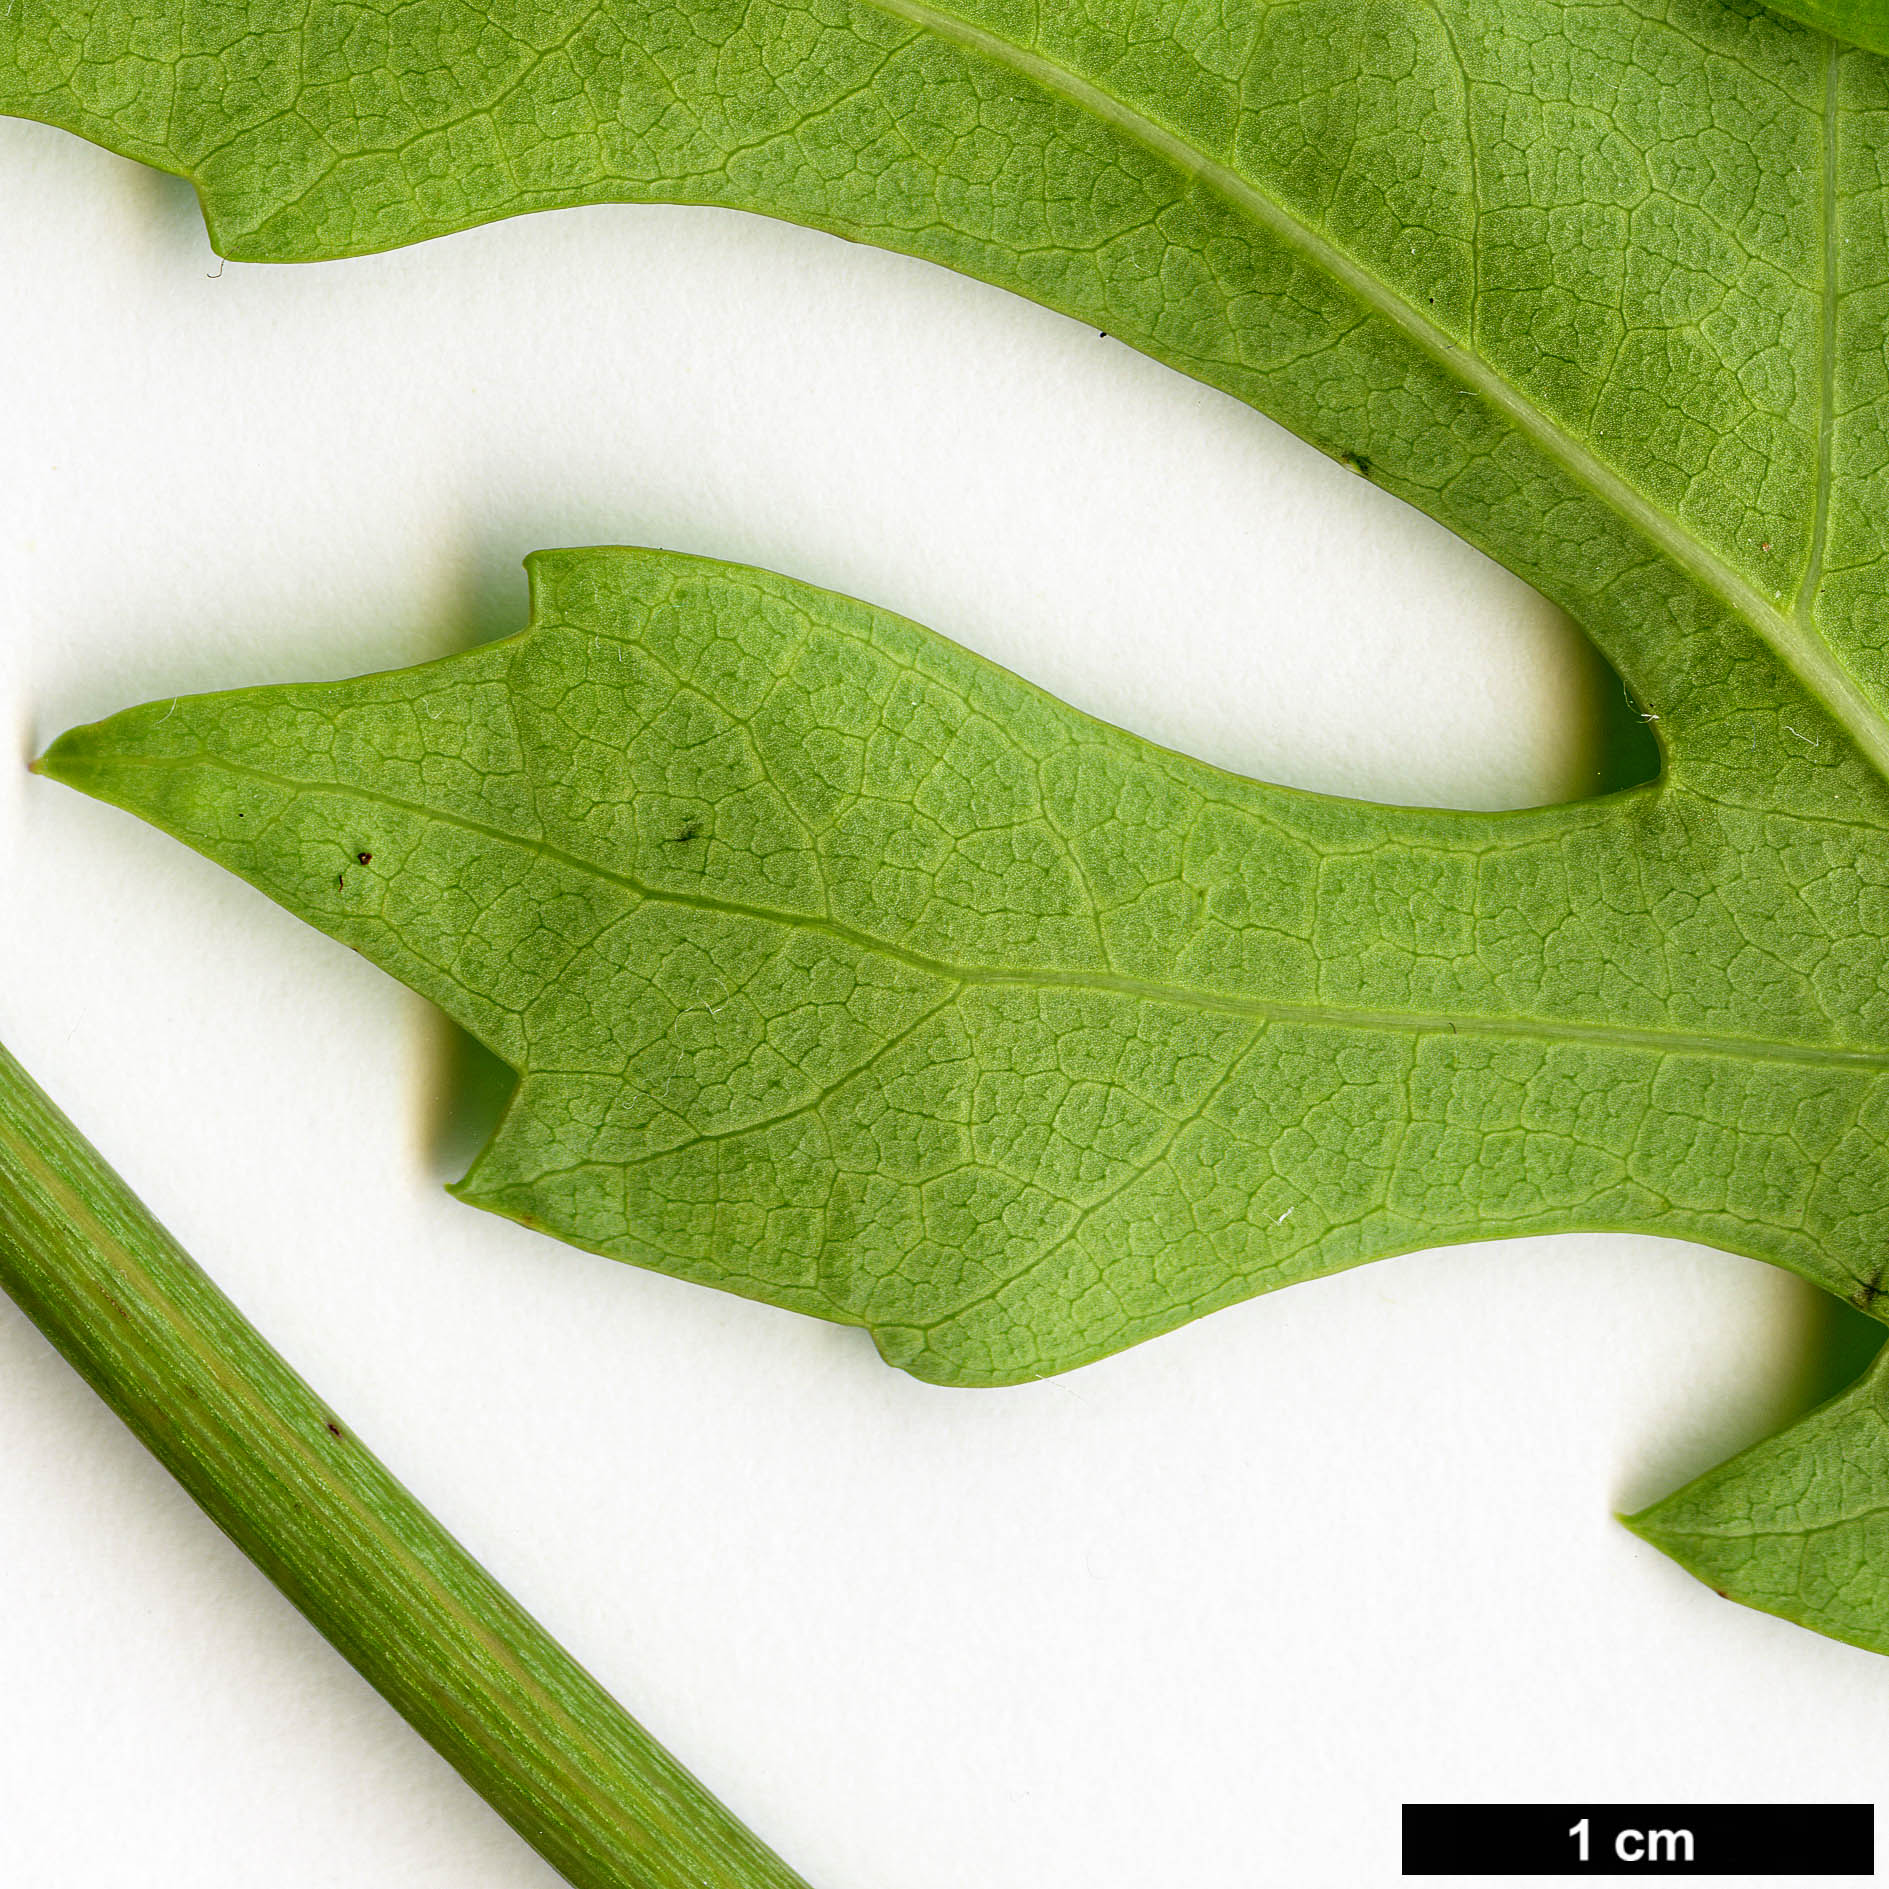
865, 0, 1889, 781
1797, 35, 1841, 624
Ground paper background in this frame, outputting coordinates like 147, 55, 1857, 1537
0, 116, 1879, 1887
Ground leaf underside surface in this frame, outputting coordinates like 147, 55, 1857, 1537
42, 547, 1889, 1385
1763, 0, 1889, 61
17, 0, 1889, 1646
1627, 1339, 1889, 1654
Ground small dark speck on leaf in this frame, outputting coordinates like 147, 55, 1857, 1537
669, 820, 702, 844
326, 1421, 342, 1437
1339, 451, 1373, 478
337, 873, 345, 888
1097, 329, 1108, 338
358, 851, 372, 864
1713, 1587, 1729, 1599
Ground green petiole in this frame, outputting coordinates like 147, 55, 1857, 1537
0, 1036, 813, 1889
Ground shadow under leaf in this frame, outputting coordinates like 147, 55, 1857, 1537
419, 1009, 518, 1187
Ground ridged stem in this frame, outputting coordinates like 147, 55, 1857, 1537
0, 1036, 814, 1889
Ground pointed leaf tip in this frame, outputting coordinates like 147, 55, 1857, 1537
1622, 1347, 1889, 1657
39, 545, 1889, 1402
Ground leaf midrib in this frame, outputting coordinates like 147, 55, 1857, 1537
104, 750, 1889, 1074
865, 0, 1889, 778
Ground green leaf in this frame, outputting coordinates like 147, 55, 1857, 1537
5, 1, 1889, 777
1762, 0, 1889, 60
1627, 1342, 1889, 1655
39, 546, 1889, 1392
19, 0, 1889, 1643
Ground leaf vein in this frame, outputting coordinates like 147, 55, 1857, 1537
109, 750, 1889, 1074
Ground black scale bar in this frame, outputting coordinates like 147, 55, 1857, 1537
1403, 1804, 1873, 1876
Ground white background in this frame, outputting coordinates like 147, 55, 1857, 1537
0, 117, 1881, 1887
